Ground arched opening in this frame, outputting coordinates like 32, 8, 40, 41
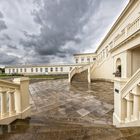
114, 58, 122, 77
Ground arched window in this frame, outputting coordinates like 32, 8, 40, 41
114, 58, 121, 77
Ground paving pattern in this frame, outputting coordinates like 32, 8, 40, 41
29, 79, 114, 126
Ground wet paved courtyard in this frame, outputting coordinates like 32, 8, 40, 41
1, 79, 140, 140
30, 79, 114, 126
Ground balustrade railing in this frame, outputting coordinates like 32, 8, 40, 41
115, 68, 140, 126
113, 16, 140, 49
69, 64, 92, 83
0, 77, 31, 125
127, 17, 140, 36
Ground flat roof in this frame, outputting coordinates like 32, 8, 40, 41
5, 63, 86, 68
73, 53, 96, 56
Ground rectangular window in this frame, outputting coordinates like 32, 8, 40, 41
50, 67, 53, 72
70, 67, 72, 71
40, 68, 42, 72
16, 69, 18, 73
36, 68, 38, 72
106, 48, 109, 57
81, 58, 84, 62
31, 68, 33, 72
20, 68, 22, 73
55, 67, 58, 72
24, 68, 26, 73
45, 68, 48, 72
60, 67, 63, 72
76, 58, 78, 63
12, 69, 15, 73
9, 69, 11, 74
87, 58, 90, 62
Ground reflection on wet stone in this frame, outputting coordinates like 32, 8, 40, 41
0, 79, 140, 140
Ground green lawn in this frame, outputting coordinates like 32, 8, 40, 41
28, 74, 68, 79
0, 74, 68, 79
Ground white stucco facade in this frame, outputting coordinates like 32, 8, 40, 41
73, 53, 96, 64
69, 0, 140, 127
5, 64, 84, 75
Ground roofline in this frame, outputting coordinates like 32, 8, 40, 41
73, 53, 96, 56
95, 0, 134, 53
5, 63, 86, 68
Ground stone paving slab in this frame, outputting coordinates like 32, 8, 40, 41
77, 108, 90, 117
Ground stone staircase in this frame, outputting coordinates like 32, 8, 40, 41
69, 64, 94, 83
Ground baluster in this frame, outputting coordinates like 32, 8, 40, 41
125, 93, 133, 121
133, 95, 140, 120
0, 88, 7, 118
8, 89, 16, 115
133, 86, 140, 120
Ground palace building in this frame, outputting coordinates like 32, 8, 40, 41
69, 0, 140, 127
5, 64, 84, 75
73, 53, 96, 64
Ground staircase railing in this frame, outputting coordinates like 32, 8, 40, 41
114, 68, 140, 127
69, 64, 95, 83
122, 68, 140, 98
0, 77, 31, 125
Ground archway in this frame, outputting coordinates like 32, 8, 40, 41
115, 58, 121, 77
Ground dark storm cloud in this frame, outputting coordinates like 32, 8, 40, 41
23, 0, 100, 57
0, 53, 19, 65
0, 34, 11, 41
0, 20, 7, 32
7, 45, 18, 50
3, 34, 11, 40
0, 0, 128, 64
0, 11, 7, 32
0, 11, 3, 18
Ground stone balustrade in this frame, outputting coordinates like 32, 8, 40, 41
69, 64, 92, 83
111, 16, 140, 51
113, 68, 140, 127
0, 77, 31, 125
123, 84, 140, 123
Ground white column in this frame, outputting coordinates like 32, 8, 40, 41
0, 90, 7, 118
127, 100, 133, 121
133, 94, 140, 120
121, 98, 127, 122
13, 77, 31, 119
8, 90, 16, 115
88, 66, 91, 84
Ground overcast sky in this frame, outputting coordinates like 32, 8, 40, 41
0, 0, 129, 65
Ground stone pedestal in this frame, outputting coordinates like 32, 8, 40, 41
0, 90, 7, 118
113, 78, 127, 126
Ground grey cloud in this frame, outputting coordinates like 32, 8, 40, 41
23, 0, 101, 58
0, 11, 3, 18
0, 53, 19, 65
7, 45, 18, 50
0, 0, 128, 64
0, 11, 7, 32
0, 20, 7, 32
0, 34, 11, 41
3, 34, 11, 40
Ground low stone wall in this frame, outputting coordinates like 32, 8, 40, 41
71, 70, 88, 83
